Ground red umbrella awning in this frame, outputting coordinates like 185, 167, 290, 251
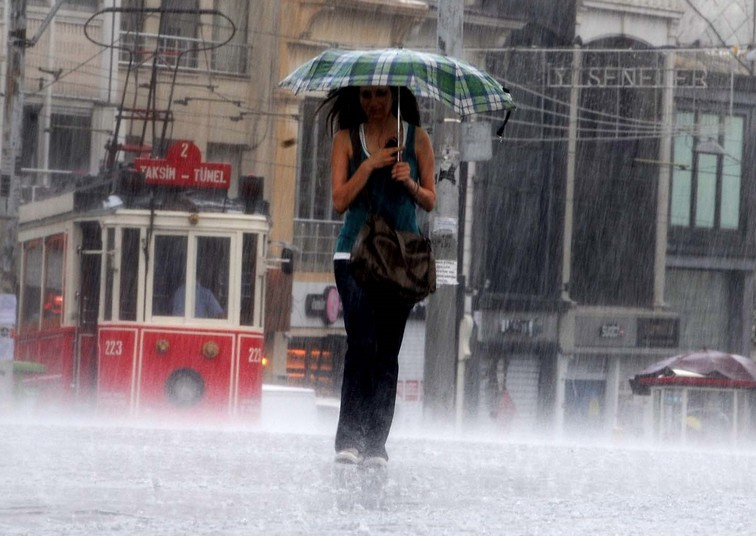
630, 349, 756, 395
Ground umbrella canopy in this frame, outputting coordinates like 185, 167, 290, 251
279, 48, 515, 117
630, 349, 756, 395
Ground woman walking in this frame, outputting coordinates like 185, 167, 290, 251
322, 85, 435, 466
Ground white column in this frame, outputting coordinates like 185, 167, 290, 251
561, 45, 581, 301
554, 352, 567, 437
654, 51, 675, 310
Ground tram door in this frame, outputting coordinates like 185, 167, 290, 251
75, 222, 102, 398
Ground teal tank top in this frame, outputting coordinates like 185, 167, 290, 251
334, 122, 420, 254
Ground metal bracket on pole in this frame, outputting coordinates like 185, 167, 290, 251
25, 0, 66, 47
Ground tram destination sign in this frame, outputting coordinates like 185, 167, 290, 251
135, 141, 231, 189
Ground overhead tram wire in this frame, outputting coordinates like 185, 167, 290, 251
481, 110, 722, 140
501, 79, 671, 129
490, 77, 745, 141
468, 45, 746, 55
502, 120, 663, 138
497, 108, 665, 136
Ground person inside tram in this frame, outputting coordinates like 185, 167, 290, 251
171, 281, 225, 319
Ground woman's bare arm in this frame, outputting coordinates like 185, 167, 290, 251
392, 126, 435, 212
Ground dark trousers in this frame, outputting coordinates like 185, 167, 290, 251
334, 259, 413, 459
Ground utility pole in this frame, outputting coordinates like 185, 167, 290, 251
0, 0, 27, 293
424, 0, 463, 423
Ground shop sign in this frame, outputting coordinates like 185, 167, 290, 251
501, 318, 541, 338
599, 323, 624, 339
304, 286, 342, 325
637, 317, 679, 348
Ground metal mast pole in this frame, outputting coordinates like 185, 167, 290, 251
424, 0, 463, 423
1, 0, 27, 293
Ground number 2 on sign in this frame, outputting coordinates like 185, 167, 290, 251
247, 346, 262, 363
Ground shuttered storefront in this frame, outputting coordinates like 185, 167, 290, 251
504, 354, 541, 430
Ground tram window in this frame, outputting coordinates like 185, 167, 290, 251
152, 235, 187, 316
104, 228, 115, 321
20, 240, 43, 333
119, 228, 140, 321
193, 236, 229, 319
240, 234, 258, 326
42, 235, 65, 329
79, 223, 102, 328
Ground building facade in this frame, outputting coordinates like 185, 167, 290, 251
474, 0, 756, 438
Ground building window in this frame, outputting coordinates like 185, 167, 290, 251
20, 106, 85, 189
212, 0, 249, 75
159, 0, 199, 69
297, 98, 339, 222
49, 112, 93, 183
670, 112, 744, 230
120, 1, 201, 70
294, 98, 342, 272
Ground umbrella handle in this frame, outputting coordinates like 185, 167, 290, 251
396, 87, 402, 162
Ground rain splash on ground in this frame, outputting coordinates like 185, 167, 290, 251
1, 407, 755, 536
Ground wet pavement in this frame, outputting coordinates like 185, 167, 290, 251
1, 415, 755, 535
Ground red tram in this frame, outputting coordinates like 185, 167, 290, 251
15, 142, 270, 419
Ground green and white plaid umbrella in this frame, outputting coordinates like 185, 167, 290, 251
279, 48, 515, 116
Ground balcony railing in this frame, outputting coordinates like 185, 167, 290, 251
118, 31, 248, 75
293, 219, 342, 274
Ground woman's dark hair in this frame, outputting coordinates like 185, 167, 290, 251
317, 86, 422, 135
